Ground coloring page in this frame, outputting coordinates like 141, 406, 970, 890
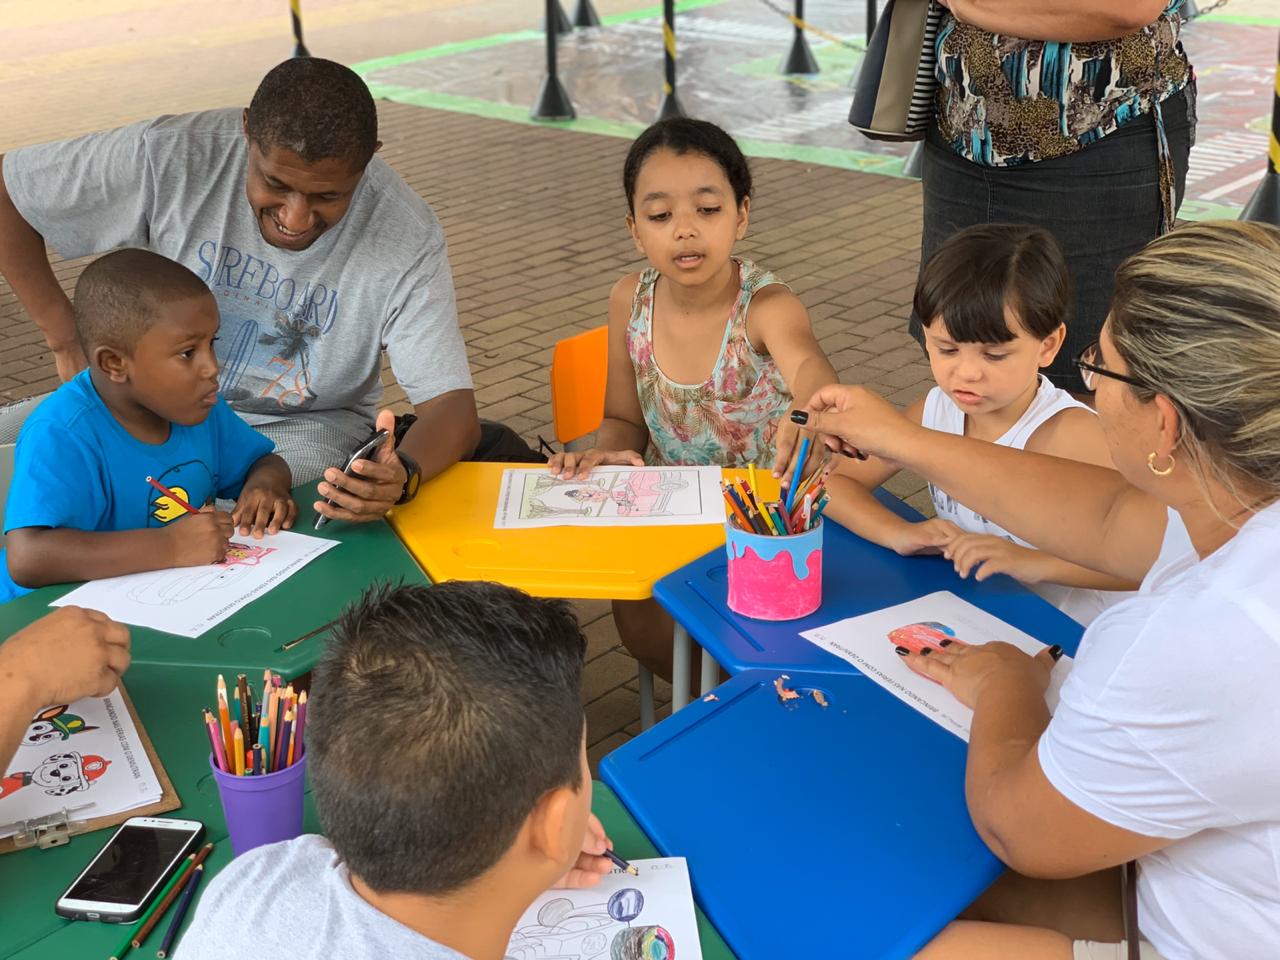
51, 531, 338, 637
0, 686, 161, 838
494, 467, 725, 528
505, 857, 702, 960
801, 591, 1074, 742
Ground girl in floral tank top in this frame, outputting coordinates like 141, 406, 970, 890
628, 256, 792, 467
548, 118, 836, 681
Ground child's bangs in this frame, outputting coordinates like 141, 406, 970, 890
917, 285, 1019, 345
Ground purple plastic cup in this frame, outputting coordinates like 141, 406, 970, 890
209, 753, 307, 857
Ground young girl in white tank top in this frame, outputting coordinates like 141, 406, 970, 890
825, 224, 1137, 625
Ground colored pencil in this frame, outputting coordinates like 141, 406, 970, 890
156, 863, 203, 958
128, 843, 214, 949
236, 674, 251, 740
747, 462, 758, 500
144, 476, 199, 516
603, 848, 639, 877
232, 688, 242, 733
294, 691, 308, 759
785, 437, 812, 512
203, 709, 228, 773
737, 480, 776, 535
110, 853, 193, 959
216, 676, 234, 765
278, 710, 294, 770
233, 728, 245, 776
286, 711, 298, 768
721, 484, 752, 531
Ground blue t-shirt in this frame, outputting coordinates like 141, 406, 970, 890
1, 371, 274, 602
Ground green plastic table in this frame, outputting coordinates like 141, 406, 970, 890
4, 662, 731, 960
0, 487, 427, 678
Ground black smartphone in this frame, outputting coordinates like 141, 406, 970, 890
54, 817, 205, 923
314, 428, 390, 530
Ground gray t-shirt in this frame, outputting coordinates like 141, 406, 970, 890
3, 109, 472, 441
175, 835, 471, 959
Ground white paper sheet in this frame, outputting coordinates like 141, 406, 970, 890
0, 686, 162, 838
494, 466, 726, 528
505, 857, 703, 960
51, 530, 338, 637
801, 591, 1074, 742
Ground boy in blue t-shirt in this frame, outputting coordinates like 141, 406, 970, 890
1, 249, 295, 602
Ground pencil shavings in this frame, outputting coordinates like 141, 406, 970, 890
702, 694, 719, 702
773, 674, 801, 702
811, 690, 829, 708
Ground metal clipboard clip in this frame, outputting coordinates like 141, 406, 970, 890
4, 804, 95, 850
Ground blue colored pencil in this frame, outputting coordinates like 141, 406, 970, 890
785, 436, 812, 512
156, 863, 204, 959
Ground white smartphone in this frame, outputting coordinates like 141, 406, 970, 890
54, 817, 205, 923
314, 428, 390, 530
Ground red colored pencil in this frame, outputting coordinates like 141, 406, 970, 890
203, 709, 228, 772
144, 475, 199, 515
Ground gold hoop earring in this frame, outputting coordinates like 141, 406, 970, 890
1147, 452, 1175, 477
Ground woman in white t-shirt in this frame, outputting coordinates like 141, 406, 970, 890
784, 221, 1280, 960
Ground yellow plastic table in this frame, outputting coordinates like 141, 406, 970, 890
389, 463, 780, 717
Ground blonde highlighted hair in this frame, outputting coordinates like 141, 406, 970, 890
1110, 220, 1280, 504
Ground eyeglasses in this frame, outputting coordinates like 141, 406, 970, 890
1074, 342, 1148, 393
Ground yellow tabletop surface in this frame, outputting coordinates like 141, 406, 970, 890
389, 462, 781, 600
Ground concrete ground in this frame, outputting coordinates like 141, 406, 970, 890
3, 0, 1275, 769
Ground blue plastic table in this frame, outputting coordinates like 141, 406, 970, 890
658, 490, 1084, 704
601, 669, 1001, 959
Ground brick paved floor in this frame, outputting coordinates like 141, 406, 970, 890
2, 2, 943, 769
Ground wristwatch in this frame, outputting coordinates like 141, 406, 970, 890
394, 450, 422, 505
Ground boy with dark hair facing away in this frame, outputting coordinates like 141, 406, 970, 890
177, 581, 614, 959
1, 249, 294, 602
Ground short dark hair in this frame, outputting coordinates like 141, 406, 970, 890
623, 117, 753, 214
308, 581, 588, 895
73, 249, 212, 354
246, 58, 378, 169
915, 224, 1072, 343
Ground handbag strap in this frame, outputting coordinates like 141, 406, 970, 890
1121, 860, 1141, 960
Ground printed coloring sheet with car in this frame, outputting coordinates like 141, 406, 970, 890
505, 857, 702, 960
51, 530, 337, 637
801, 591, 1074, 742
494, 466, 725, 528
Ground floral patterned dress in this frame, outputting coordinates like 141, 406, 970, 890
626, 257, 792, 468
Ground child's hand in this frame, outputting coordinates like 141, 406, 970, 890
552, 813, 614, 889
772, 416, 825, 487
547, 448, 644, 480
233, 483, 298, 538
165, 506, 234, 567
944, 534, 1051, 584
886, 518, 963, 557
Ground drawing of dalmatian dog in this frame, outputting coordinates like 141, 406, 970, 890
23, 705, 99, 747
0, 752, 111, 800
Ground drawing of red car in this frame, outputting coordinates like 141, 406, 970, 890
888, 621, 964, 655
612, 471, 688, 517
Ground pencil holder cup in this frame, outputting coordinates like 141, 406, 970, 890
210, 753, 307, 857
725, 518, 823, 621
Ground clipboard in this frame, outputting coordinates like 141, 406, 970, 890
0, 683, 180, 854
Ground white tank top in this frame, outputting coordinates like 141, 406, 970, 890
922, 375, 1127, 626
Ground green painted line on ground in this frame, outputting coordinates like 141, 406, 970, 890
1178, 198, 1245, 222
365, 83, 915, 178
352, 0, 727, 77
1198, 13, 1280, 27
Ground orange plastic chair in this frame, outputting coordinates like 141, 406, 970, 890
550, 325, 609, 447
548, 325, 659, 728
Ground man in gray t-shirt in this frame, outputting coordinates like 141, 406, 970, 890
0, 58, 480, 521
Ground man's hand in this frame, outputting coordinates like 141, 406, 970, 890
553, 813, 614, 889
164, 506, 234, 566
0, 607, 131, 711
313, 409, 408, 524
548, 448, 645, 481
